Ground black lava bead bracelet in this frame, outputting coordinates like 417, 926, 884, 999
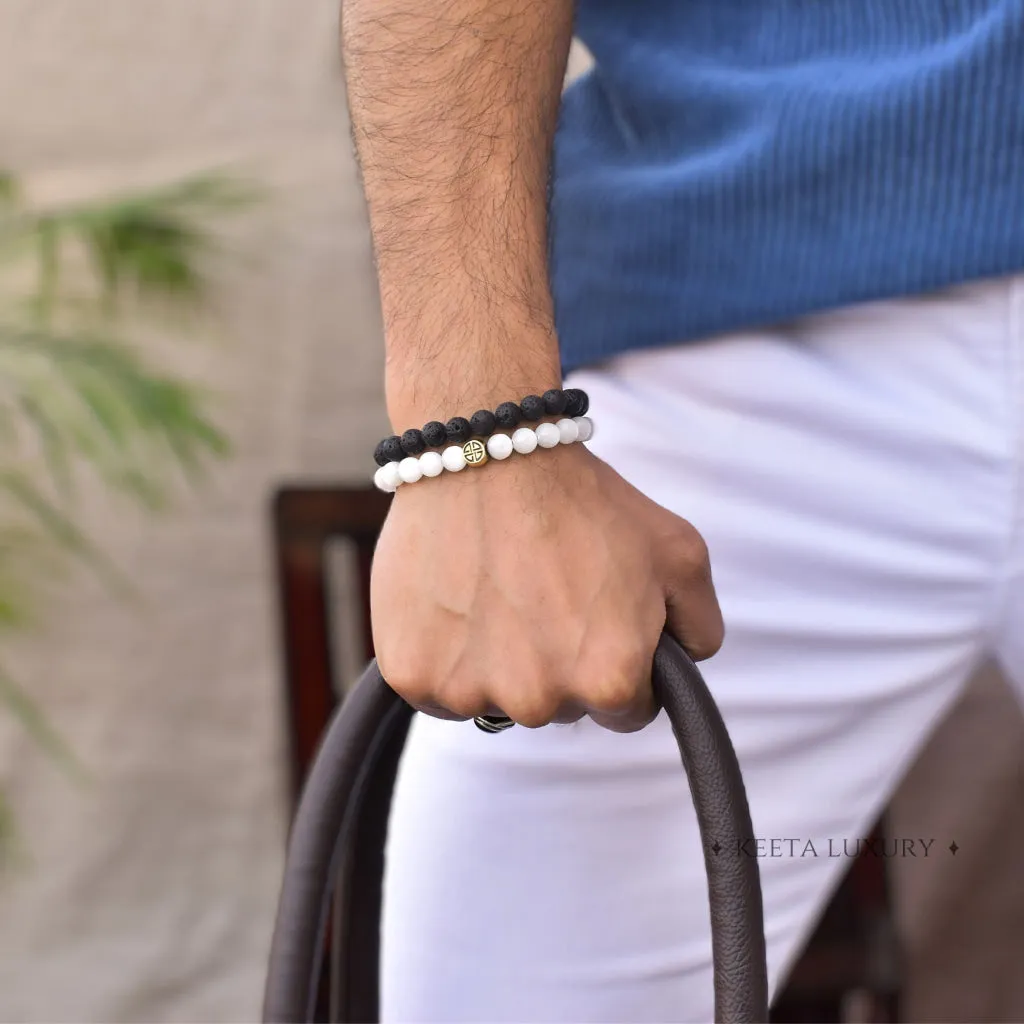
373, 388, 589, 467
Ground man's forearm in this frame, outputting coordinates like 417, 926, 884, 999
341, 0, 573, 426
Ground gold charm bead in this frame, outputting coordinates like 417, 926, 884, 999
462, 438, 488, 467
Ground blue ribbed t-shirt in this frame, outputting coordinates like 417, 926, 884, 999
549, 0, 1024, 372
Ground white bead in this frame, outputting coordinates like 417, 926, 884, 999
556, 417, 579, 444
381, 461, 403, 490
398, 456, 423, 484
441, 445, 467, 472
574, 416, 594, 442
535, 422, 561, 448
511, 427, 538, 455
486, 432, 514, 460
419, 451, 444, 477
373, 465, 398, 493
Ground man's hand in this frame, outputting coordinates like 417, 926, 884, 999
371, 443, 723, 732
344, 0, 722, 728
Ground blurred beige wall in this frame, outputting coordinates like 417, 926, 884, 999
0, 2, 1021, 1022
0, 3, 385, 1020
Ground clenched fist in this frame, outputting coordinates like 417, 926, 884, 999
370, 441, 723, 732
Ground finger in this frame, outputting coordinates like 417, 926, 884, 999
660, 530, 725, 661
414, 692, 583, 727
412, 695, 535, 723
494, 689, 565, 729
577, 649, 659, 734
405, 684, 495, 721
408, 700, 471, 722
586, 681, 658, 733
549, 700, 588, 726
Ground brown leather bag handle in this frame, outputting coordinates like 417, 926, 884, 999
263, 631, 769, 1023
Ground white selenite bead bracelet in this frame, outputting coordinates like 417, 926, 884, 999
557, 417, 580, 444
486, 432, 514, 460
373, 416, 595, 491
398, 456, 423, 484
526, 416, 594, 449
534, 422, 561, 448
373, 461, 403, 493
419, 450, 445, 478
441, 445, 467, 472
512, 426, 538, 454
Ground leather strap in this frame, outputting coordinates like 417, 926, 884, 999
263, 631, 769, 1022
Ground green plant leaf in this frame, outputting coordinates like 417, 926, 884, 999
0, 787, 19, 867
0, 469, 133, 599
0, 166, 259, 850
2, 171, 262, 319
0, 171, 16, 206
33, 218, 60, 325
0, 324, 229, 474
0, 664, 82, 780
0, 523, 60, 630
16, 395, 76, 500
0, 582, 35, 631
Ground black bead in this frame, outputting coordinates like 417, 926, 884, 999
400, 428, 427, 457
422, 420, 447, 448
445, 416, 472, 444
469, 409, 497, 437
563, 388, 589, 417
494, 401, 522, 429
373, 438, 392, 467
380, 435, 404, 464
520, 394, 545, 421
542, 389, 568, 415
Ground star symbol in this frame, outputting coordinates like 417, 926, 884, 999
711, 842, 721, 856
949, 841, 959, 855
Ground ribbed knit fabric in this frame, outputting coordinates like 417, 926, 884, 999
550, 0, 1024, 373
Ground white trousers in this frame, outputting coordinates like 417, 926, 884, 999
380, 274, 1024, 1023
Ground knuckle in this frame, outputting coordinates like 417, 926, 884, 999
436, 677, 490, 719
678, 532, 712, 581
440, 697, 486, 720
579, 650, 647, 714
679, 536, 712, 577
378, 662, 430, 704
377, 660, 482, 716
502, 695, 560, 730
587, 681, 638, 715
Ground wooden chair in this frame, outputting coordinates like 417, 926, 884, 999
271, 483, 903, 1023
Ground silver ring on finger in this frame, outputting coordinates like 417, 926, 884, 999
473, 714, 515, 734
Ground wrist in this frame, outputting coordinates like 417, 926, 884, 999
373, 372, 591, 494
386, 376, 565, 433
383, 328, 562, 431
